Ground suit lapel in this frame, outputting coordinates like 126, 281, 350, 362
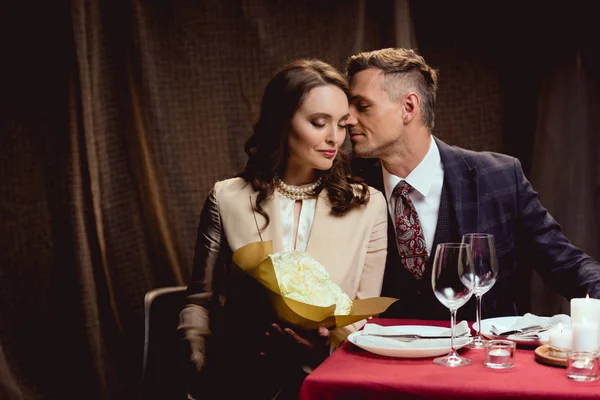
351, 139, 480, 253
249, 191, 284, 252
435, 137, 479, 237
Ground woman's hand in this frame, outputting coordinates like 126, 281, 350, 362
260, 323, 331, 368
187, 335, 207, 372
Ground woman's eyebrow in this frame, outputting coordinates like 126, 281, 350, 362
307, 112, 331, 119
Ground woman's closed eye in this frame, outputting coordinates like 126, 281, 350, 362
311, 120, 326, 128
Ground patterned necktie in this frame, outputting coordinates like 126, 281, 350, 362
393, 181, 428, 279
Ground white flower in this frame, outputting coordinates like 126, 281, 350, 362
269, 251, 352, 315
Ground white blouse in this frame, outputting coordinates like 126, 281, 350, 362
275, 191, 317, 252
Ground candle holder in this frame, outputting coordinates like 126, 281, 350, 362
548, 345, 570, 359
484, 339, 516, 369
566, 351, 599, 382
548, 323, 572, 352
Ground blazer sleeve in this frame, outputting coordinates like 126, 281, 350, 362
356, 190, 389, 300
330, 190, 388, 347
515, 158, 600, 299
178, 184, 224, 370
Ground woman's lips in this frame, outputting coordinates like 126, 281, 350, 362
319, 150, 336, 158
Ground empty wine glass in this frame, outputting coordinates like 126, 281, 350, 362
431, 242, 475, 367
461, 233, 499, 349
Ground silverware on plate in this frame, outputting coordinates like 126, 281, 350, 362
362, 331, 471, 342
490, 324, 550, 337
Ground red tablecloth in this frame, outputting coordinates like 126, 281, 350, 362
299, 318, 600, 400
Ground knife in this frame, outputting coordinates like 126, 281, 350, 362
362, 332, 470, 340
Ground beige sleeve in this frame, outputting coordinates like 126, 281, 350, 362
330, 190, 388, 351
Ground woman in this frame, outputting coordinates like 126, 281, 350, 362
179, 59, 388, 399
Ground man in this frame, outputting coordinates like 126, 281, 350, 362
345, 48, 600, 320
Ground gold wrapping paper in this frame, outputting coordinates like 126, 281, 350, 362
232, 240, 398, 330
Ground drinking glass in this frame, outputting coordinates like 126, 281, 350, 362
461, 233, 499, 349
431, 243, 475, 367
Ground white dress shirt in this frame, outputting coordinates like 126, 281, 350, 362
276, 192, 317, 252
382, 137, 444, 256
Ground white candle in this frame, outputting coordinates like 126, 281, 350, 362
486, 348, 512, 365
571, 295, 600, 345
549, 323, 572, 350
572, 319, 599, 352
489, 349, 510, 356
571, 296, 600, 324
572, 360, 594, 370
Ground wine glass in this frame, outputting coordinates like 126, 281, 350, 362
461, 233, 499, 349
431, 242, 475, 367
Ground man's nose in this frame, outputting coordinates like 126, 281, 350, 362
346, 113, 358, 126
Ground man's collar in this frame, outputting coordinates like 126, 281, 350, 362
382, 136, 441, 200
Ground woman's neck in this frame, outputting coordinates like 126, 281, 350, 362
281, 169, 317, 186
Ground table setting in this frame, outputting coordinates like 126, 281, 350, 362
347, 320, 472, 358
298, 232, 600, 399
474, 313, 568, 346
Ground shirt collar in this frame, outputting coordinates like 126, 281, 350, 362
382, 137, 441, 201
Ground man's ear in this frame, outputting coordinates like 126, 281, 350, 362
402, 92, 419, 122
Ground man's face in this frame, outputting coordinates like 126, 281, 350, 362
348, 68, 405, 159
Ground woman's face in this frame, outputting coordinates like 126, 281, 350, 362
285, 84, 352, 183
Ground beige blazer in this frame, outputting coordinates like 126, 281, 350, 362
180, 177, 388, 370
218, 177, 388, 304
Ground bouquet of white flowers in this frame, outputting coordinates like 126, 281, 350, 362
270, 250, 353, 315
232, 240, 397, 330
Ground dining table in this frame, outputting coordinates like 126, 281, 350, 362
298, 318, 600, 399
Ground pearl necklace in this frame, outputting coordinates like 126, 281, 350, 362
274, 176, 322, 200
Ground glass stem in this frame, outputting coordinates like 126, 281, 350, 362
476, 294, 483, 338
450, 308, 457, 355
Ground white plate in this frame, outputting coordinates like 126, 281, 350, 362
473, 316, 549, 346
348, 325, 472, 358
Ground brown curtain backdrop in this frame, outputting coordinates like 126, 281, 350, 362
529, 49, 600, 316
0, 0, 598, 399
1, 1, 395, 399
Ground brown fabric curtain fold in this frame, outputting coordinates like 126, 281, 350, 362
1, 1, 597, 398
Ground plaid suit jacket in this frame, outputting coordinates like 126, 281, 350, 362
352, 137, 600, 318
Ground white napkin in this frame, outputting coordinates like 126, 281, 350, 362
355, 321, 471, 349
489, 313, 571, 344
493, 313, 571, 333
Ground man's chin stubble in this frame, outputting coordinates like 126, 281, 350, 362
352, 144, 376, 159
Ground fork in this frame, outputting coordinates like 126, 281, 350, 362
490, 324, 547, 336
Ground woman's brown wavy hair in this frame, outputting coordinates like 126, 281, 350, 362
238, 59, 370, 228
